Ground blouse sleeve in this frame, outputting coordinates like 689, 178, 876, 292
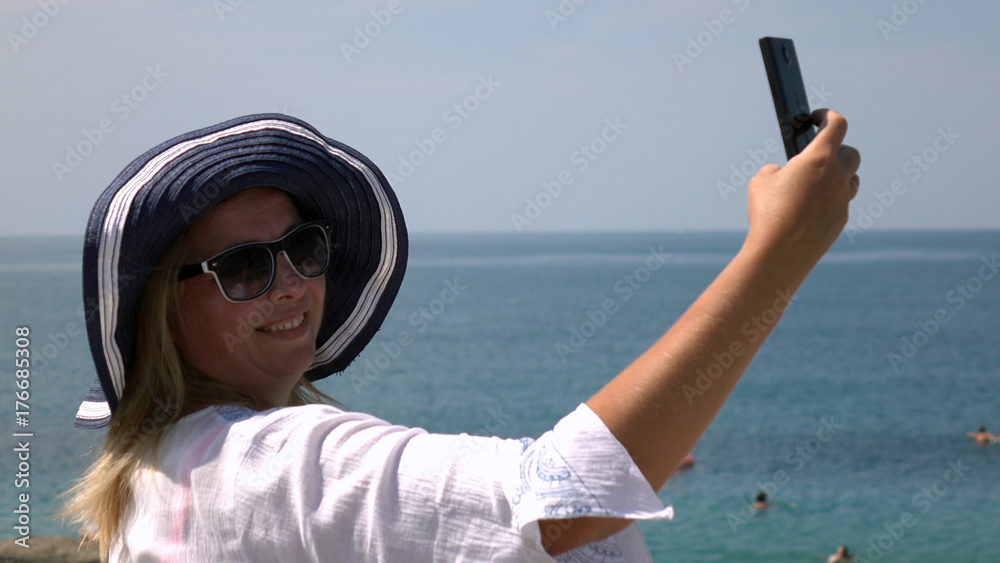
230, 403, 673, 563
501, 403, 674, 563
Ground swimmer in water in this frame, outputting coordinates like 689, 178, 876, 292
828, 545, 853, 562
968, 426, 999, 445
753, 491, 769, 509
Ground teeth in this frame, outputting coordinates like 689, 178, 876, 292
260, 314, 305, 332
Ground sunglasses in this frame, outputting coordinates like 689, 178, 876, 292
178, 221, 332, 303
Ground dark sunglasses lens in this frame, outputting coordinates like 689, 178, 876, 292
287, 226, 330, 278
216, 246, 273, 301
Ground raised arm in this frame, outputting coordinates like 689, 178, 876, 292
542, 109, 861, 555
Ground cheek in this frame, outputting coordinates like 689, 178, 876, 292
311, 277, 327, 303
309, 278, 327, 326
173, 287, 243, 357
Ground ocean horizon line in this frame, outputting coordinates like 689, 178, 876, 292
4, 227, 999, 241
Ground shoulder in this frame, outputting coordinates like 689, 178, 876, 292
160, 404, 421, 504
173, 403, 397, 443
231, 403, 395, 437
217, 404, 427, 477
175, 402, 381, 427
162, 403, 393, 456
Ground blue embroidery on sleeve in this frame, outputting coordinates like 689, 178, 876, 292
215, 405, 256, 422
511, 440, 598, 518
511, 425, 645, 562
554, 536, 627, 563
519, 437, 534, 453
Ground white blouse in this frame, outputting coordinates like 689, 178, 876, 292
112, 403, 674, 562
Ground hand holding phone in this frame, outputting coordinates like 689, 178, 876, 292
759, 37, 816, 160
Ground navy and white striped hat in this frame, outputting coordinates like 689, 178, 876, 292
75, 114, 407, 428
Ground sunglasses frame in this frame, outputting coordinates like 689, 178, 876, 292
177, 220, 332, 303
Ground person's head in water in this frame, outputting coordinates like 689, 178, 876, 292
979, 426, 987, 433
754, 491, 767, 506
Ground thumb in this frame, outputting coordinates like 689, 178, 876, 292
756, 163, 781, 176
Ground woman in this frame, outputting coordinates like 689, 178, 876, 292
65, 112, 859, 561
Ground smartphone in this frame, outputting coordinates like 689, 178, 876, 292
759, 37, 816, 160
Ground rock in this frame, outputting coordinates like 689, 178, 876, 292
0, 536, 99, 563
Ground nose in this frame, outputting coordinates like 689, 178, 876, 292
268, 251, 307, 301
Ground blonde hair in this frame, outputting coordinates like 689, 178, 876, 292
61, 227, 336, 560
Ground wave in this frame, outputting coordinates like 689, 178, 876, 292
1, 249, 988, 272
408, 249, 989, 268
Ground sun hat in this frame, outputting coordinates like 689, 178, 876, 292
74, 114, 407, 428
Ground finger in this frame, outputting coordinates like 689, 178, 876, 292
809, 109, 848, 150
838, 144, 861, 175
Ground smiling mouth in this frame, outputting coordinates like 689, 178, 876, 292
259, 313, 305, 332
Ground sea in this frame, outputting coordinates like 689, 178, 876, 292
1, 231, 998, 562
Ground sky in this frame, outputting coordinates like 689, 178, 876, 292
1, 0, 998, 236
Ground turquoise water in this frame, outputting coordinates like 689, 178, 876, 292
2, 231, 998, 561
